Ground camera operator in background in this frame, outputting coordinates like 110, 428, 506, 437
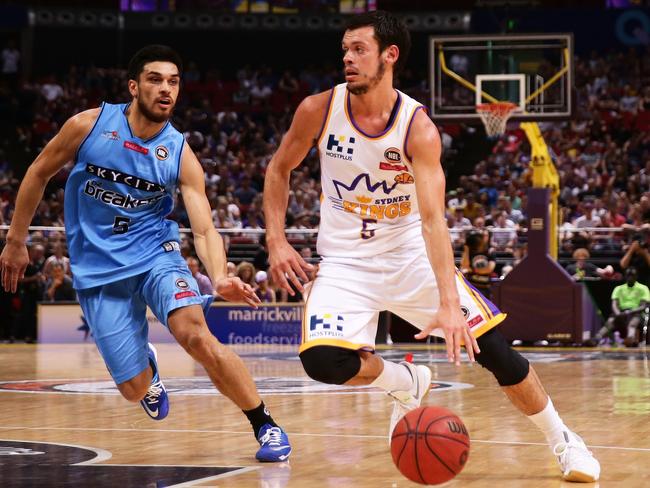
620, 233, 650, 285
461, 230, 496, 299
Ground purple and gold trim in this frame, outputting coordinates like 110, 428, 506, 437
344, 88, 402, 140
316, 87, 336, 147
403, 105, 428, 162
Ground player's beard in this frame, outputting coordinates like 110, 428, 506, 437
347, 59, 386, 95
136, 95, 174, 124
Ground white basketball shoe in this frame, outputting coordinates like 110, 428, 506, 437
553, 431, 600, 482
387, 361, 433, 442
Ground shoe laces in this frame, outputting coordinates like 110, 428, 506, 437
260, 427, 283, 446
553, 439, 593, 460
144, 380, 163, 404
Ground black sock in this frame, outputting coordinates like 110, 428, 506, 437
243, 401, 277, 438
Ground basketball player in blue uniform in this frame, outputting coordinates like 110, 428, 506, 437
263, 12, 599, 481
0, 45, 290, 462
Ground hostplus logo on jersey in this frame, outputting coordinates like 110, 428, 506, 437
309, 313, 344, 339
326, 134, 355, 161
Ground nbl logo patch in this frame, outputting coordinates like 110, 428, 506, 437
155, 145, 169, 160
384, 147, 401, 163
174, 278, 196, 299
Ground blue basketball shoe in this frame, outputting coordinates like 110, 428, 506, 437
256, 424, 292, 462
140, 343, 169, 421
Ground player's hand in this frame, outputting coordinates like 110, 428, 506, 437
215, 277, 261, 308
268, 239, 314, 296
415, 305, 480, 365
0, 241, 29, 293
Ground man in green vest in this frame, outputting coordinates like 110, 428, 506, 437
590, 267, 650, 347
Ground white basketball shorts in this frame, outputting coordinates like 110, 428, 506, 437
299, 240, 505, 353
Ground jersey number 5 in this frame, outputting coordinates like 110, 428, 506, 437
112, 216, 131, 234
361, 218, 377, 240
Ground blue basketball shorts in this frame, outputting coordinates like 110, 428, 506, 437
76, 252, 214, 384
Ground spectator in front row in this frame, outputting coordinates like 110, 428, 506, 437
236, 261, 256, 288
186, 256, 214, 296
588, 267, 650, 347
254, 270, 275, 303
489, 211, 517, 254
461, 230, 495, 299
17, 244, 46, 342
42, 242, 71, 279
565, 248, 613, 281
45, 263, 75, 302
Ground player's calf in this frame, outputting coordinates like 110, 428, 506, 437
476, 329, 600, 481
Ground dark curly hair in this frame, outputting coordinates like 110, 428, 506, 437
344, 10, 411, 77
127, 44, 183, 82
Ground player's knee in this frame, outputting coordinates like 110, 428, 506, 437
177, 327, 213, 361
475, 328, 529, 387
299, 346, 361, 385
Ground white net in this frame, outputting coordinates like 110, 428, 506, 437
476, 102, 518, 137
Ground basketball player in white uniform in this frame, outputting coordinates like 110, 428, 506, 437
263, 11, 600, 482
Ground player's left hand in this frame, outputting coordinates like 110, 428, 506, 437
215, 277, 261, 308
415, 305, 480, 365
0, 240, 29, 293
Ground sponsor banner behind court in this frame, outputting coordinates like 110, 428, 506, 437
207, 303, 303, 345
38, 303, 303, 344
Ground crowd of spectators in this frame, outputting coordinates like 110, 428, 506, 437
445, 46, 650, 282
1, 41, 649, 340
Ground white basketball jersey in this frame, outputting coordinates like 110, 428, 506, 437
317, 83, 426, 258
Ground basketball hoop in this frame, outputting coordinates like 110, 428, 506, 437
476, 102, 518, 137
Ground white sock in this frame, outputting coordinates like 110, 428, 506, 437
527, 397, 570, 448
370, 359, 413, 392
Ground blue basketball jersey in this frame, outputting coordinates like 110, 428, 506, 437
64, 102, 185, 289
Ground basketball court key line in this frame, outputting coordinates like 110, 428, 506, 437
0, 425, 647, 453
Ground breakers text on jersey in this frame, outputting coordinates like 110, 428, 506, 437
83, 180, 164, 209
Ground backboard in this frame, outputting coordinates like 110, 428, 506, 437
430, 34, 573, 122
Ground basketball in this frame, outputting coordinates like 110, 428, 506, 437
391, 406, 470, 485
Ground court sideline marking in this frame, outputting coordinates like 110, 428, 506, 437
0, 425, 646, 453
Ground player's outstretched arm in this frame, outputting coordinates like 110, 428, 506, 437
263, 91, 329, 295
0, 108, 99, 293
178, 143, 260, 308
408, 110, 480, 364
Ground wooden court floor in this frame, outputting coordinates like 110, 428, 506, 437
1, 343, 650, 487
